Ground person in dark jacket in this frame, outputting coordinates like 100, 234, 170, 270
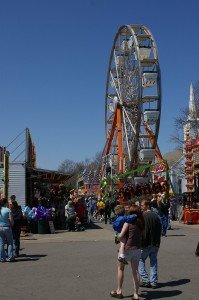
195, 242, 199, 257
139, 200, 162, 289
11, 201, 23, 257
157, 193, 170, 236
104, 200, 112, 224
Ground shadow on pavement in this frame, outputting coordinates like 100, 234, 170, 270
86, 223, 103, 230
140, 289, 182, 299
158, 278, 190, 287
21, 237, 37, 240
139, 279, 190, 300
15, 254, 47, 262
167, 234, 186, 237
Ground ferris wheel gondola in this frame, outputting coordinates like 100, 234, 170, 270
103, 24, 161, 184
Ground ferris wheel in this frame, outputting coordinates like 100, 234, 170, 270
103, 24, 161, 184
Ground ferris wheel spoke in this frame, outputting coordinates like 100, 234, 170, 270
122, 106, 136, 135
113, 50, 122, 101
110, 71, 122, 103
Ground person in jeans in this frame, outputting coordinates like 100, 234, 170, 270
11, 200, 23, 257
139, 200, 162, 289
157, 194, 170, 236
0, 198, 14, 262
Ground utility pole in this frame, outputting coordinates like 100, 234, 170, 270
3, 150, 9, 199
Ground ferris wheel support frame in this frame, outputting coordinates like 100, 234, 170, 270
101, 104, 124, 190
117, 105, 124, 175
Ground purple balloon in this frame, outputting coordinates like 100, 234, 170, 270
32, 207, 38, 219
44, 208, 52, 219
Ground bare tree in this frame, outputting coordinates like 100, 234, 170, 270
58, 151, 103, 190
58, 159, 87, 190
170, 107, 189, 149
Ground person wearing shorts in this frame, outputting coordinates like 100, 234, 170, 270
110, 205, 144, 300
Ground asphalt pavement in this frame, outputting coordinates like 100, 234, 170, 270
0, 221, 198, 300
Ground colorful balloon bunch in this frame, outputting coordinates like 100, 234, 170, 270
23, 206, 52, 221
32, 206, 52, 220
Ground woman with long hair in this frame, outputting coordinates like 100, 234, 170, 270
110, 204, 144, 300
0, 198, 14, 262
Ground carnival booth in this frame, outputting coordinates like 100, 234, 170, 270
24, 154, 74, 234
0, 128, 73, 233
183, 130, 199, 224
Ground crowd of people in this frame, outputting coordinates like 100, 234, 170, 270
107, 190, 186, 299
0, 187, 176, 263
64, 196, 120, 231
0, 188, 198, 300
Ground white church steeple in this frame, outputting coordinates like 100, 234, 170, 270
188, 83, 197, 120
184, 82, 199, 142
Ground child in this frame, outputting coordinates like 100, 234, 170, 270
112, 204, 137, 264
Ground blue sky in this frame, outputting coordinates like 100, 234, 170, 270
1, 0, 199, 170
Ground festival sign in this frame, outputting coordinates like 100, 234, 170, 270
151, 161, 168, 182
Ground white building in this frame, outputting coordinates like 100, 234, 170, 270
169, 156, 186, 194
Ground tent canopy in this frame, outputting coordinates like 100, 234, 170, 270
27, 167, 73, 184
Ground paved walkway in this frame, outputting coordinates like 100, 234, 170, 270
0, 221, 198, 300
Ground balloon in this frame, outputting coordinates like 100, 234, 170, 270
23, 206, 31, 215
32, 207, 38, 220
23, 206, 32, 220
30, 206, 52, 220
43, 208, 51, 219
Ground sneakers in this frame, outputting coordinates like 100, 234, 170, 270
140, 282, 158, 289
118, 257, 128, 265
140, 282, 151, 288
150, 283, 158, 289
6, 258, 15, 262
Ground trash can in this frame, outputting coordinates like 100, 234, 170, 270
37, 219, 49, 234
30, 220, 38, 234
